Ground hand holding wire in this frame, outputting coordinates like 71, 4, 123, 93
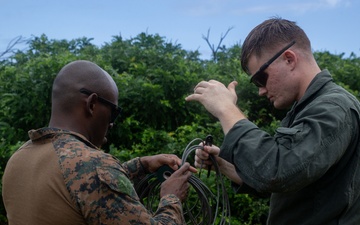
135, 135, 231, 225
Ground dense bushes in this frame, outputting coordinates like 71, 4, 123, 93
1, 33, 359, 224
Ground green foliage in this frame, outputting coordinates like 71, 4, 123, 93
102, 33, 213, 150
315, 51, 360, 98
231, 194, 269, 225
0, 32, 359, 224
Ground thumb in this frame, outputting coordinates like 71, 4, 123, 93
204, 145, 218, 155
185, 93, 196, 102
227, 81, 238, 93
228, 81, 238, 104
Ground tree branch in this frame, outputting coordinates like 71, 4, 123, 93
0, 36, 28, 59
202, 27, 234, 61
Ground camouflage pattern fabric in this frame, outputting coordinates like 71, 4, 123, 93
28, 127, 185, 224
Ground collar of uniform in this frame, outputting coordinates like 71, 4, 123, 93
28, 127, 98, 149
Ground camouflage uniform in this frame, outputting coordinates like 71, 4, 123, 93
2, 127, 185, 225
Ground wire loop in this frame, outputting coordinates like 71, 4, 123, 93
135, 136, 231, 224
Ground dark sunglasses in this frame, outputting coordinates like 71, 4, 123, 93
80, 88, 122, 123
250, 40, 296, 87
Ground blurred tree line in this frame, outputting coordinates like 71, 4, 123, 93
0, 33, 359, 224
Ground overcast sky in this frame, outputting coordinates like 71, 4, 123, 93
1, 0, 359, 59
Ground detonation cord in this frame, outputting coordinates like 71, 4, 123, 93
135, 135, 231, 225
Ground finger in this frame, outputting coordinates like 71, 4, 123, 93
203, 145, 220, 155
173, 162, 190, 176
194, 86, 205, 94
195, 154, 208, 165
194, 155, 202, 163
196, 147, 209, 155
180, 162, 190, 171
170, 168, 191, 182
167, 155, 181, 170
185, 93, 199, 102
208, 79, 222, 85
165, 155, 196, 173
158, 154, 180, 170
195, 149, 209, 160
193, 81, 208, 90
194, 161, 207, 169
194, 156, 212, 168
189, 165, 198, 173
202, 145, 212, 154
168, 154, 182, 161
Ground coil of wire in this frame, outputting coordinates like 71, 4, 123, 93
135, 136, 231, 225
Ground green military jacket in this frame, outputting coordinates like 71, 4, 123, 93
220, 70, 360, 224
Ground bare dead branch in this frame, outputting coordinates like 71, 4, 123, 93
215, 26, 234, 52
202, 27, 234, 61
202, 29, 215, 55
0, 36, 28, 59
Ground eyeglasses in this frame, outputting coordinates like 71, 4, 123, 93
250, 40, 296, 87
79, 88, 122, 123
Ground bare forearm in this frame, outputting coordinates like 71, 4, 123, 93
218, 105, 247, 135
219, 159, 243, 185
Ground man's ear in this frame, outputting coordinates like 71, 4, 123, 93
85, 93, 98, 117
284, 50, 297, 71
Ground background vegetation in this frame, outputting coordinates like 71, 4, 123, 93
0, 32, 359, 224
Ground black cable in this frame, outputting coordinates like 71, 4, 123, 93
134, 136, 231, 225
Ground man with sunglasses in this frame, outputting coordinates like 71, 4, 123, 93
3, 60, 195, 224
186, 17, 360, 224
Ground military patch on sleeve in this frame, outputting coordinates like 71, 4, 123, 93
96, 166, 139, 200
